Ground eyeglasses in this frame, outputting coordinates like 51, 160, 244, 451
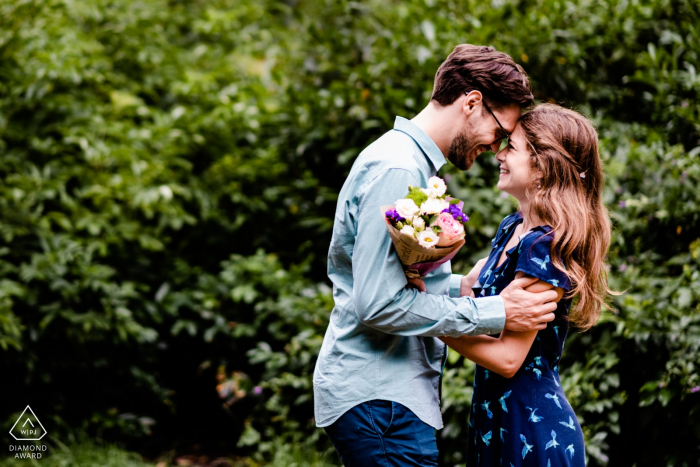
465, 92, 511, 156
482, 100, 511, 143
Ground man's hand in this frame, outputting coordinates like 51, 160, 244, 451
500, 276, 558, 331
461, 257, 488, 297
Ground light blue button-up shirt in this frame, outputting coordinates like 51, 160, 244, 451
313, 117, 506, 430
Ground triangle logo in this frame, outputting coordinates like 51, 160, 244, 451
9, 406, 47, 441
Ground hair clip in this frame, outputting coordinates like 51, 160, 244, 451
579, 172, 586, 179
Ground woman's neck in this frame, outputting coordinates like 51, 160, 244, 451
517, 199, 543, 232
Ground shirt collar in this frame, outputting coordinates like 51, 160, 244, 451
393, 116, 447, 172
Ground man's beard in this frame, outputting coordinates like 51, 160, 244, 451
446, 125, 479, 171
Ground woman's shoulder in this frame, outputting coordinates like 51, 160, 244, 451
518, 225, 556, 261
516, 225, 571, 290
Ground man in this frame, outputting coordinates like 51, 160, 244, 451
313, 44, 559, 466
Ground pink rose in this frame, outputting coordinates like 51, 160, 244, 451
434, 212, 465, 246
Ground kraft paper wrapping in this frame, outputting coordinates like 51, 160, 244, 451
381, 205, 465, 279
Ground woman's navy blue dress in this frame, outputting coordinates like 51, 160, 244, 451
466, 212, 585, 467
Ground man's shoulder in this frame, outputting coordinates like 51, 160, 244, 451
355, 129, 422, 173
339, 129, 424, 202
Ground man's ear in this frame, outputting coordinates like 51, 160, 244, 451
463, 90, 483, 116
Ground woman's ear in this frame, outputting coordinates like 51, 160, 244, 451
532, 169, 544, 190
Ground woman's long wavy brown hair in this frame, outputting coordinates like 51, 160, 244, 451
519, 104, 617, 331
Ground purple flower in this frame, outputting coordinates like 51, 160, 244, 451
619, 201, 626, 208
385, 209, 405, 223
619, 264, 627, 272
253, 386, 263, 395
442, 204, 469, 223
691, 386, 700, 393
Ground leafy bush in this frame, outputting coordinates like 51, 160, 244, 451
1, 0, 699, 465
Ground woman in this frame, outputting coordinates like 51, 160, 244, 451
440, 103, 615, 466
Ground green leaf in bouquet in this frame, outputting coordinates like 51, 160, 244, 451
448, 198, 461, 205
429, 214, 438, 225
405, 186, 428, 207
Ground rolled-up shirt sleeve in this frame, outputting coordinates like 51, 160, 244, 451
351, 168, 506, 337
448, 274, 464, 298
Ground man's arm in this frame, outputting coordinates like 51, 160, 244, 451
352, 168, 557, 337
455, 258, 558, 331
351, 168, 506, 337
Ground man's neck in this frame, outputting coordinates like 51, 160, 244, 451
410, 101, 460, 156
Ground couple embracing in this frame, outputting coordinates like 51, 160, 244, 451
313, 44, 613, 467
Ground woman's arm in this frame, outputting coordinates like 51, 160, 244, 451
440, 272, 564, 378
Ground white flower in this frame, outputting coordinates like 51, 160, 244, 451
427, 176, 447, 197
159, 185, 173, 200
420, 197, 449, 215
412, 216, 425, 231
417, 229, 439, 248
395, 198, 420, 219
421, 187, 433, 197
400, 225, 416, 237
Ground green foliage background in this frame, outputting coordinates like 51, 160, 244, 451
1, 0, 699, 465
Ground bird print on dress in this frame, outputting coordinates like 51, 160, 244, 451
520, 434, 533, 459
545, 393, 563, 409
500, 427, 508, 442
549, 279, 559, 287
560, 416, 577, 430
526, 407, 544, 423
524, 361, 543, 380
531, 254, 550, 270
566, 444, 575, 459
499, 390, 511, 413
534, 356, 543, 367
481, 431, 492, 446
481, 401, 493, 419
545, 430, 560, 450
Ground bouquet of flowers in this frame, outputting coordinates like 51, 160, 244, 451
382, 176, 469, 279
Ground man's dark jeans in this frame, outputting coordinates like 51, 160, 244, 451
324, 400, 439, 467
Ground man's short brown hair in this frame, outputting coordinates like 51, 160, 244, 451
431, 44, 534, 110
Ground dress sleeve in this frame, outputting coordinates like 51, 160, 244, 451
514, 230, 571, 291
